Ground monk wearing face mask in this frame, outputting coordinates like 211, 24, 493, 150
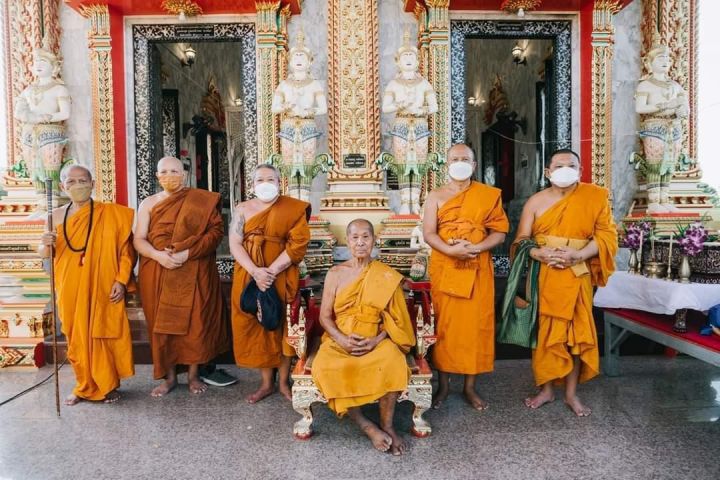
423, 144, 509, 411
229, 164, 311, 403
513, 149, 617, 417
134, 156, 228, 397
39, 165, 136, 405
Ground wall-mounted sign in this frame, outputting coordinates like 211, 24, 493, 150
174, 25, 215, 38
343, 154, 366, 169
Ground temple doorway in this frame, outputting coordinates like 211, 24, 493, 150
129, 23, 257, 268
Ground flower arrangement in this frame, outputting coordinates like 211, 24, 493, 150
622, 221, 652, 250
675, 222, 708, 257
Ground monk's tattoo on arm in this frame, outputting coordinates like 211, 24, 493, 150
232, 211, 245, 241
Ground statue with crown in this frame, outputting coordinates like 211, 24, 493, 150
632, 32, 690, 215
377, 29, 442, 216
13, 41, 72, 211
269, 30, 333, 203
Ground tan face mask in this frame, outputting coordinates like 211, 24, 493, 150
158, 174, 184, 193
66, 184, 93, 203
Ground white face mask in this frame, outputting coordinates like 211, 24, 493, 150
448, 161, 474, 181
549, 166, 580, 188
254, 182, 279, 202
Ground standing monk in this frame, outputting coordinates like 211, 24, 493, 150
514, 149, 617, 416
39, 165, 135, 405
134, 156, 228, 397
312, 219, 415, 455
423, 144, 509, 410
229, 164, 311, 403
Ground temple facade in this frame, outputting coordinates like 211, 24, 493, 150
0, 0, 716, 370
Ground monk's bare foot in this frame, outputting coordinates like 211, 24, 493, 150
382, 427, 407, 456
278, 383, 292, 402
64, 394, 81, 406
246, 386, 274, 404
361, 424, 392, 453
188, 378, 208, 395
564, 395, 592, 417
151, 379, 177, 397
432, 387, 449, 409
103, 390, 121, 404
463, 389, 489, 411
525, 389, 555, 409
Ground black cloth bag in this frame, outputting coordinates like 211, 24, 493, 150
240, 279, 283, 331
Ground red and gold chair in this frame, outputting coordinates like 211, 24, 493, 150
286, 278, 437, 439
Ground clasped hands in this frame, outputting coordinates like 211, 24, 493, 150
251, 266, 277, 292
155, 248, 190, 270
337, 333, 382, 357
446, 238, 483, 260
532, 246, 583, 269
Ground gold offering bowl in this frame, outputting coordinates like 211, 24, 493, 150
642, 261, 668, 279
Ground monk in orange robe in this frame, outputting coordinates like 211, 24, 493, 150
229, 164, 310, 403
39, 165, 135, 405
135, 156, 228, 397
423, 144, 509, 410
514, 149, 617, 416
313, 219, 416, 455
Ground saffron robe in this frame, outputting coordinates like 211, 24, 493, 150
312, 261, 416, 415
138, 188, 228, 379
430, 182, 509, 374
55, 202, 136, 400
231, 196, 311, 368
529, 183, 617, 385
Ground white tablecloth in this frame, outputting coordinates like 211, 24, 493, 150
593, 271, 720, 315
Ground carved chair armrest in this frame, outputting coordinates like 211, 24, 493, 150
286, 292, 307, 359
405, 280, 437, 359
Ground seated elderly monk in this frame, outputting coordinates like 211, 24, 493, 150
312, 219, 416, 456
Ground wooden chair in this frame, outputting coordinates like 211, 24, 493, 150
286, 278, 437, 439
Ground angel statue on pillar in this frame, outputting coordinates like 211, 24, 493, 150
378, 29, 440, 215
270, 29, 332, 203
14, 45, 72, 210
633, 33, 689, 214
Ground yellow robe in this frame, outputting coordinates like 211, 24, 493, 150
430, 182, 509, 374
312, 261, 416, 416
231, 196, 311, 368
55, 202, 136, 400
530, 183, 617, 385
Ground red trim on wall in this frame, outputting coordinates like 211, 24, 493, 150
579, 0, 593, 182
109, 6, 128, 206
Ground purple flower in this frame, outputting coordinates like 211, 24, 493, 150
677, 222, 707, 256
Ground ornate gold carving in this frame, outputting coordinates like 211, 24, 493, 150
161, 0, 203, 18
500, 0, 542, 15
80, 4, 115, 202
256, 1, 282, 161
590, 0, 621, 193
424, 0, 450, 186
327, 0, 381, 180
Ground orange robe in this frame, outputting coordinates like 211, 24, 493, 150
231, 196, 311, 368
55, 202, 136, 400
312, 261, 416, 415
430, 182, 509, 375
138, 188, 228, 379
530, 183, 617, 385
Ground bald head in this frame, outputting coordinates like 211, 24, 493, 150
157, 156, 184, 173
253, 164, 281, 183
60, 164, 93, 183
447, 143, 475, 162
346, 218, 374, 237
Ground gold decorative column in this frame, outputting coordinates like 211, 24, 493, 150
322, 0, 387, 243
590, 0, 621, 192
425, 0, 450, 185
415, 3, 430, 79
80, 4, 115, 203
256, 1, 283, 162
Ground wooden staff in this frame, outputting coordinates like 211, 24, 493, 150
45, 179, 61, 417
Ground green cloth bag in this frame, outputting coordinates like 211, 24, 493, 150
498, 239, 540, 349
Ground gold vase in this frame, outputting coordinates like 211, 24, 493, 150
678, 255, 691, 284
